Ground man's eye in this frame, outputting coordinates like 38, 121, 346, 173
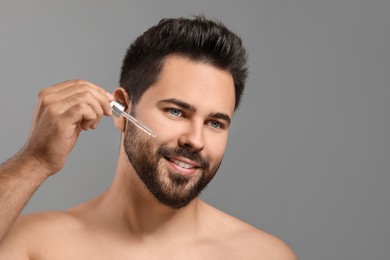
168, 108, 182, 117
209, 121, 223, 129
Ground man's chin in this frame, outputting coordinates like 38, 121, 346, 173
152, 181, 203, 209
153, 194, 196, 209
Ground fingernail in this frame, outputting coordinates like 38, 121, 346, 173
106, 92, 115, 100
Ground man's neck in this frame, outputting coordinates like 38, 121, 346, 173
97, 152, 201, 239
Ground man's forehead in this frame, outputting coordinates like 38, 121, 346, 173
147, 56, 236, 115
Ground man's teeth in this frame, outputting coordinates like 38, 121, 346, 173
172, 159, 194, 169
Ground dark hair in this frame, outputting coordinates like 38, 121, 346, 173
120, 16, 248, 110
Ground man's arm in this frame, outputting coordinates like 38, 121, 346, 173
0, 154, 50, 243
0, 80, 114, 242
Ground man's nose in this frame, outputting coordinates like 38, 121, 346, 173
178, 122, 205, 151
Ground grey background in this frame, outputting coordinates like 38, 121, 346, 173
0, 0, 389, 259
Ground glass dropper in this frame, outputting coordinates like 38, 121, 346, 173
110, 101, 157, 138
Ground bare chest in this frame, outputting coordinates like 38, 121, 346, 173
31, 236, 245, 260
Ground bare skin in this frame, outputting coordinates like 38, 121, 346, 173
0, 80, 114, 242
0, 57, 297, 259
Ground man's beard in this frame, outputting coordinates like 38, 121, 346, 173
123, 119, 221, 209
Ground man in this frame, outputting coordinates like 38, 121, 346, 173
0, 17, 296, 259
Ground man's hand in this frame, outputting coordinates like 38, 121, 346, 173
21, 80, 114, 176
0, 80, 114, 243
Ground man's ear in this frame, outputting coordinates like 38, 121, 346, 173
112, 87, 131, 132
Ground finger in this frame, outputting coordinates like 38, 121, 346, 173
41, 82, 113, 116
58, 84, 113, 116
42, 92, 105, 131
38, 80, 85, 97
40, 79, 103, 93
58, 102, 100, 131
80, 119, 97, 130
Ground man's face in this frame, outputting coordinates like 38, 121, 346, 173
124, 55, 235, 209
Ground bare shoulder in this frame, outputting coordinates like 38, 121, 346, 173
233, 224, 297, 260
200, 201, 297, 260
0, 210, 84, 259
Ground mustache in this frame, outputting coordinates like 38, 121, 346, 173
156, 145, 210, 170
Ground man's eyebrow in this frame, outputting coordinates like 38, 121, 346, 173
210, 112, 231, 125
157, 98, 196, 112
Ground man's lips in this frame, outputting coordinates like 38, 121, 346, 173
171, 159, 195, 169
165, 157, 201, 176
